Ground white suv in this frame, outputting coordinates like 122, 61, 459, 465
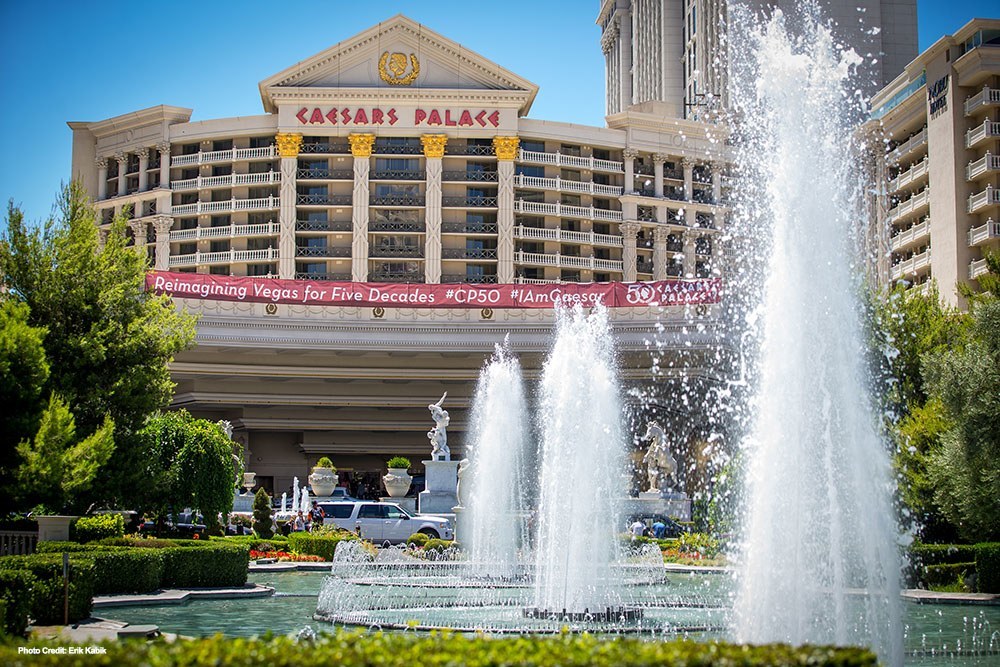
320, 501, 453, 544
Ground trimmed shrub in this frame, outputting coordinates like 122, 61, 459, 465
0, 554, 95, 624
975, 542, 1000, 593
161, 544, 248, 588
0, 570, 35, 636
386, 456, 411, 469
0, 632, 879, 666
909, 543, 977, 568
72, 514, 125, 543
253, 488, 274, 539
88, 549, 165, 595
35, 541, 97, 553
424, 538, 454, 552
923, 562, 975, 589
406, 532, 429, 547
286, 533, 355, 561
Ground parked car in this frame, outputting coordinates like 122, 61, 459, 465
138, 511, 207, 538
320, 501, 453, 544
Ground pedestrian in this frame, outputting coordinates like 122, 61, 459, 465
652, 519, 666, 539
310, 501, 325, 530
293, 511, 305, 532
630, 518, 646, 541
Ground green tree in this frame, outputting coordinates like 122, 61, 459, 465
15, 394, 115, 512
0, 185, 196, 508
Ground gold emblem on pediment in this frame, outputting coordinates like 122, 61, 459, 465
379, 51, 420, 86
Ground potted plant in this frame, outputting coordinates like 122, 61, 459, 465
383, 456, 413, 498
309, 456, 338, 497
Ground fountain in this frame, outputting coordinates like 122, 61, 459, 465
727, 7, 903, 666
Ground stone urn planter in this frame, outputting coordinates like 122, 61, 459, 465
308, 457, 338, 497
242, 472, 257, 493
36, 515, 77, 542
383, 456, 413, 498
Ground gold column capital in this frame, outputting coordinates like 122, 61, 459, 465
492, 136, 519, 161
421, 134, 448, 158
348, 133, 376, 158
275, 132, 303, 158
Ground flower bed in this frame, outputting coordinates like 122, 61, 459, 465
249, 550, 325, 562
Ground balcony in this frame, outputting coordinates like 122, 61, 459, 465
170, 146, 276, 167
442, 196, 498, 208
518, 149, 623, 173
373, 141, 422, 155
887, 188, 930, 223
442, 274, 499, 284
167, 247, 279, 267
889, 157, 929, 193
370, 195, 425, 206
295, 220, 352, 232
890, 248, 932, 281
966, 120, 1000, 149
297, 194, 352, 206
514, 199, 623, 222
295, 245, 351, 258
369, 271, 424, 283
890, 217, 931, 252
441, 222, 498, 234
514, 250, 623, 272
300, 142, 350, 154
296, 168, 353, 180
967, 153, 1000, 181
968, 185, 1000, 214
513, 173, 623, 197
965, 86, 1000, 116
968, 220, 1000, 246
371, 170, 425, 181
442, 171, 498, 182
169, 221, 280, 242
368, 220, 425, 233
969, 258, 990, 280
445, 144, 495, 157
171, 171, 281, 192
295, 272, 352, 281
442, 248, 498, 260
171, 196, 279, 216
514, 225, 623, 247
890, 128, 927, 163
370, 245, 424, 258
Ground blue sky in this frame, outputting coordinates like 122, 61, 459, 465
0, 0, 993, 222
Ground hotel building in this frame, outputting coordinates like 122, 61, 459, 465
67, 15, 732, 498
866, 18, 1000, 307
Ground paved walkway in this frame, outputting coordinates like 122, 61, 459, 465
32, 617, 171, 642
92, 583, 274, 608
902, 589, 1000, 605
249, 561, 332, 572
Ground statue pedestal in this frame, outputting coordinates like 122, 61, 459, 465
381, 496, 417, 514
452, 506, 469, 544
418, 459, 459, 516
623, 493, 692, 522
232, 492, 254, 513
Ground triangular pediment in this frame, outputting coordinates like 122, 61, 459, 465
259, 15, 538, 115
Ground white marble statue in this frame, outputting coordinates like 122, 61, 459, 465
455, 458, 472, 508
642, 421, 677, 495
428, 393, 450, 461
218, 420, 234, 439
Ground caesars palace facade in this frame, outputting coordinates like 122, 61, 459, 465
68, 15, 733, 498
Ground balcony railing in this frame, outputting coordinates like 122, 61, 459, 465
890, 128, 928, 162
969, 258, 990, 280
515, 250, 623, 272
373, 142, 422, 155
169, 221, 280, 242
295, 220, 352, 232
295, 272, 352, 281
370, 195, 425, 206
514, 225, 623, 247
968, 220, 1000, 246
368, 220, 425, 233
890, 217, 931, 252
887, 188, 930, 223
513, 173, 623, 197
968, 185, 1000, 214
369, 271, 424, 283
445, 144, 495, 156
295, 245, 351, 258
297, 194, 352, 206
370, 245, 424, 258
171, 171, 281, 192
372, 170, 425, 180
171, 146, 276, 167
441, 274, 499, 284
514, 199, 623, 222
966, 120, 1000, 149
889, 157, 929, 193
965, 86, 1000, 116
168, 247, 279, 267
967, 153, 1000, 181
442, 248, 498, 260
442, 196, 498, 207
441, 222, 498, 234
296, 168, 353, 180
518, 149, 623, 173
890, 248, 932, 281
441, 171, 498, 182
171, 196, 279, 216
300, 142, 350, 154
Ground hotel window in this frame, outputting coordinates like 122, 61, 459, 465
560, 144, 581, 157
521, 267, 542, 280
211, 215, 231, 227
210, 240, 230, 253
179, 193, 198, 205
248, 238, 273, 251
211, 189, 232, 202
516, 165, 544, 177
375, 184, 420, 197
560, 194, 581, 206
247, 263, 276, 277
179, 243, 197, 255
248, 187, 272, 199
521, 140, 545, 153
595, 272, 610, 282
306, 211, 328, 222
247, 212, 272, 225
179, 218, 197, 230
299, 262, 326, 275
209, 266, 229, 275
594, 248, 611, 260
298, 237, 327, 249
180, 143, 199, 156
249, 136, 274, 148
212, 165, 232, 177
466, 162, 489, 173
249, 161, 272, 174
212, 139, 233, 152
181, 168, 198, 180
592, 148, 610, 161
375, 158, 419, 172
560, 169, 582, 181
298, 185, 327, 196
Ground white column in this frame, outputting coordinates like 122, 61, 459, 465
494, 137, 519, 284
116, 153, 128, 197
621, 221, 640, 282
682, 158, 694, 202
683, 230, 697, 278
136, 148, 149, 192
157, 142, 171, 190
653, 153, 665, 198
623, 148, 638, 194
653, 226, 669, 281
152, 215, 173, 271
128, 219, 147, 257
422, 134, 446, 284
349, 134, 375, 282
95, 158, 108, 200
275, 133, 302, 280
619, 6, 633, 107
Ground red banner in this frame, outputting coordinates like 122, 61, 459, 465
146, 271, 721, 309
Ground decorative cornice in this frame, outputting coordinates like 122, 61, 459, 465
152, 215, 173, 234
95, 157, 108, 169
156, 142, 171, 154
114, 152, 127, 164
620, 221, 642, 237
622, 148, 640, 160
652, 153, 667, 164
275, 132, 303, 158
348, 133, 376, 158
421, 134, 447, 159
492, 136, 519, 161
135, 147, 150, 160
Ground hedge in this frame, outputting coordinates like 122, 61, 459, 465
286, 533, 355, 561
975, 542, 1000, 593
0, 632, 878, 666
161, 544, 249, 588
923, 562, 975, 589
71, 514, 125, 543
909, 543, 977, 569
0, 570, 34, 636
0, 554, 94, 624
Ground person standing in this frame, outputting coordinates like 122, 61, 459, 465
630, 519, 646, 541
310, 501, 325, 530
